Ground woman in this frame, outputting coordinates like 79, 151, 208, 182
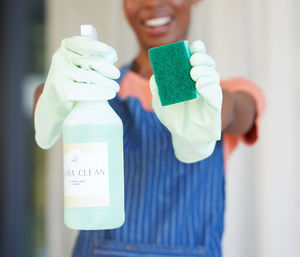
34, 0, 265, 256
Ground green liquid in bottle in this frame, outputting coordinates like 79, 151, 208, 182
62, 102, 124, 230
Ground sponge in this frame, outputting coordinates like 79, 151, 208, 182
148, 41, 199, 106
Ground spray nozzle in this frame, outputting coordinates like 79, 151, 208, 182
80, 24, 98, 40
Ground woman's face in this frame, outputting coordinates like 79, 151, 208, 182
123, 0, 199, 50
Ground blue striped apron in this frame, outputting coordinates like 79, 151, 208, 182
72, 64, 225, 257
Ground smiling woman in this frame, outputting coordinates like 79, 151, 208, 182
36, 0, 265, 256
40, 0, 300, 257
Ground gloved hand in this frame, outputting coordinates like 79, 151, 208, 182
34, 36, 120, 149
150, 40, 222, 163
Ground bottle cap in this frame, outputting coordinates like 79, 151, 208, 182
80, 24, 98, 40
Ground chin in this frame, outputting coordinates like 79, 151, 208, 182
143, 34, 184, 49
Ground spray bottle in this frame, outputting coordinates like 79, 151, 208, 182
62, 25, 124, 230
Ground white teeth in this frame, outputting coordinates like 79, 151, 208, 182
144, 16, 172, 27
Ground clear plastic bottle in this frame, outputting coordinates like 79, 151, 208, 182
62, 100, 124, 230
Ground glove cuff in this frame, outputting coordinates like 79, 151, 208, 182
172, 135, 216, 163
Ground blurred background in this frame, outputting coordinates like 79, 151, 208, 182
0, 0, 299, 257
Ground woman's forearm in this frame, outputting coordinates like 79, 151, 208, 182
221, 89, 256, 135
33, 84, 44, 116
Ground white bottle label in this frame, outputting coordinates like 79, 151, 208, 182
63, 142, 110, 208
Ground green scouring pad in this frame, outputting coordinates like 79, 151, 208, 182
148, 41, 199, 106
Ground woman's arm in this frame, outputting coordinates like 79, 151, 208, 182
33, 84, 44, 115
221, 89, 256, 135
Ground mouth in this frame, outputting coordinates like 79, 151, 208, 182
142, 16, 174, 36
144, 16, 173, 27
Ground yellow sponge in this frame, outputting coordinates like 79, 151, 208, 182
148, 41, 199, 106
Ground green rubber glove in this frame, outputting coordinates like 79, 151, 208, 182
34, 36, 120, 149
150, 40, 222, 163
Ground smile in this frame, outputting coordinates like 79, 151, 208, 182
144, 16, 173, 27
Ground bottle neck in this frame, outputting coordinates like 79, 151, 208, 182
63, 99, 121, 126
